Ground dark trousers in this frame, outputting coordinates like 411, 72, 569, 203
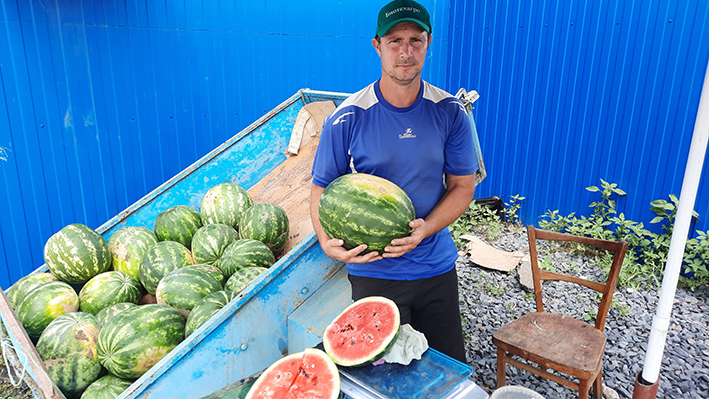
348, 267, 467, 364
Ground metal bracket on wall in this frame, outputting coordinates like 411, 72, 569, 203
455, 88, 480, 113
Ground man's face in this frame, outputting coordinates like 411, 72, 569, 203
373, 22, 430, 87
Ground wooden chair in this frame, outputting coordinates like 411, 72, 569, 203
492, 226, 628, 399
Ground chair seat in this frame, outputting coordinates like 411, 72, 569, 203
492, 312, 606, 377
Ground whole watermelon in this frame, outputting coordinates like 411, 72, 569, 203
318, 173, 415, 254
191, 224, 239, 267
238, 203, 289, 255
200, 183, 253, 230
185, 264, 226, 286
80, 375, 133, 399
16, 281, 79, 338
139, 241, 194, 295
79, 271, 141, 315
7, 273, 58, 310
153, 205, 203, 248
156, 267, 223, 317
185, 290, 237, 337
225, 267, 268, 293
44, 224, 112, 284
219, 239, 276, 278
97, 304, 185, 379
108, 226, 158, 281
36, 312, 102, 397
95, 302, 138, 328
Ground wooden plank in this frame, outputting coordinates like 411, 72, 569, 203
247, 137, 319, 256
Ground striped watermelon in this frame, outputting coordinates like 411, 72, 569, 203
191, 224, 239, 267
108, 226, 158, 281
95, 302, 138, 328
44, 223, 112, 285
156, 267, 223, 317
239, 203, 289, 255
318, 173, 415, 254
154, 205, 203, 248
16, 281, 79, 338
36, 312, 102, 397
323, 296, 401, 367
97, 304, 185, 379
219, 239, 276, 278
80, 375, 133, 399
185, 290, 237, 337
185, 264, 226, 286
139, 241, 194, 295
200, 182, 253, 230
225, 267, 268, 293
79, 271, 141, 315
7, 272, 58, 309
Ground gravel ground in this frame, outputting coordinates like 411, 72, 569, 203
457, 225, 709, 399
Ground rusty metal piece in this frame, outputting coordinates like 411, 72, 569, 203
632, 371, 659, 399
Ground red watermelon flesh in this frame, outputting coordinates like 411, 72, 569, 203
323, 296, 401, 367
245, 348, 339, 399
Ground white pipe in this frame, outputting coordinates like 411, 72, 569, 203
641, 59, 709, 384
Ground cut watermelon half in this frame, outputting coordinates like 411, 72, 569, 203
323, 296, 401, 367
245, 348, 340, 399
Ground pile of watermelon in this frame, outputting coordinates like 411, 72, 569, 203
8, 182, 290, 399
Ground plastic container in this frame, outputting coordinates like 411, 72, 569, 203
490, 385, 545, 399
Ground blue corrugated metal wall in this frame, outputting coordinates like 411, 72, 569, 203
448, 0, 709, 236
0, 0, 451, 287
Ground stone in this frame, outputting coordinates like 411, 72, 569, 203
518, 255, 535, 292
603, 385, 620, 399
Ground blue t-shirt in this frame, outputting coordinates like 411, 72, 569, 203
312, 80, 478, 280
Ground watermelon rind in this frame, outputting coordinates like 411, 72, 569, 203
44, 223, 112, 285
219, 239, 276, 279
185, 290, 237, 337
245, 348, 340, 399
108, 226, 158, 281
200, 182, 253, 230
16, 280, 80, 338
97, 304, 185, 379
95, 302, 138, 328
153, 205, 203, 249
224, 267, 268, 293
36, 312, 102, 398
80, 375, 133, 399
191, 223, 239, 267
7, 272, 58, 310
318, 173, 415, 254
139, 241, 195, 295
323, 296, 401, 367
79, 271, 141, 315
156, 267, 223, 317
238, 203, 289, 255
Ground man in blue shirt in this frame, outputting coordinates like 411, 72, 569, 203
310, 0, 478, 363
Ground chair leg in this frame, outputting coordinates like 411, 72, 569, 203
579, 378, 591, 399
592, 372, 603, 399
496, 347, 506, 388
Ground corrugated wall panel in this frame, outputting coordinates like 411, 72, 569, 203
448, 0, 709, 236
0, 0, 451, 287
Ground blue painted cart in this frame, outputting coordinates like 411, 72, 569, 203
0, 88, 486, 399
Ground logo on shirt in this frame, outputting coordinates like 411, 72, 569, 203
399, 128, 417, 139
332, 112, 355, 125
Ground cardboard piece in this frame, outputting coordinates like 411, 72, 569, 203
286, 100, 335, 156
459, 234, 525, 272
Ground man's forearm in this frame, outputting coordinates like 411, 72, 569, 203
421, 175, 476, 239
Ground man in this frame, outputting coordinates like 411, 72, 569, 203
309, 0, 478, 363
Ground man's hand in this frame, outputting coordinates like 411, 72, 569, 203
321, 239, 383, 263
382, 218, 427, 258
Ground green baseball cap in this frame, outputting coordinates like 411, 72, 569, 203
375, 0, 431, 38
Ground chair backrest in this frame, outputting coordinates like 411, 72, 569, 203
527, 226, 628, 331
